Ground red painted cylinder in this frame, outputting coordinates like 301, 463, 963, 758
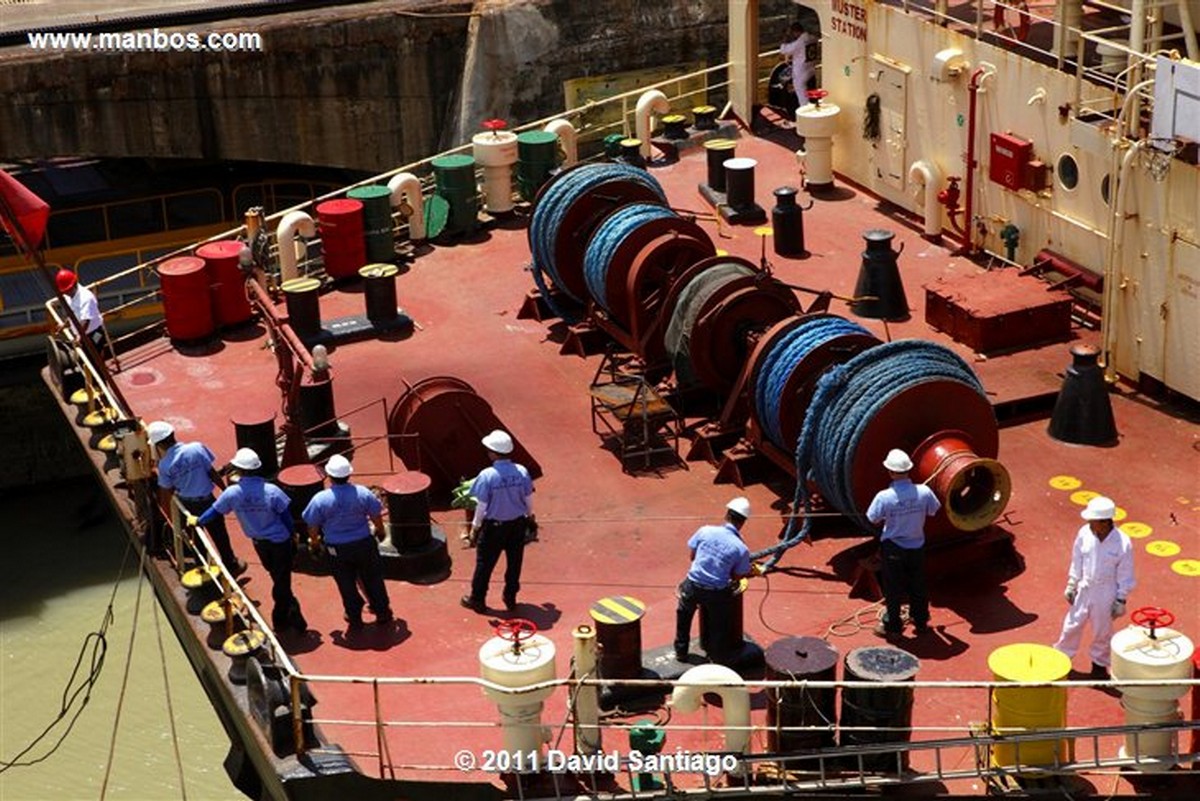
316, 199, 366, 280
911, 430, 1012, 533
197, 240, 253, 327
158, 256, 215, 341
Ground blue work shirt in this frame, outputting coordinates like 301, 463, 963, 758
866, 478, 941, 549
302, 484, 382, 545
201, 476, 293, 543
157, 441, 216, 499
685, 523, 751, 590
469, 460, 533, 522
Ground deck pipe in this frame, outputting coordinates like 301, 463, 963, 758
908, 160, 943, 240
668, 664, 750, 776
635, 90, 670, 160
571, 625, 602, 754
386, 173, 426, 240
543, 119, 578, 166
276, 211, 316, 284
961, 64, 995, 255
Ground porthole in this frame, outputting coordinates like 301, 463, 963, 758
1057, 153, 1079, 191
1100, 173, 1111, 205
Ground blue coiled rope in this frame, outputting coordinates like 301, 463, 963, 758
528, 165, 665, 318
753, 317, 872, 450
752, 337, 985, 567
583, 203, 674, 313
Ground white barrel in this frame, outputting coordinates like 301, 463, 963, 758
479, 631, 557, 768
1111, 623, 1194, 771
472, 131, 519, 214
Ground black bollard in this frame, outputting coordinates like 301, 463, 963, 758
772, 186, 810, 257
1048, 344, 1119, 446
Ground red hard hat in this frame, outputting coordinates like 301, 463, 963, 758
56, 269, 78, 293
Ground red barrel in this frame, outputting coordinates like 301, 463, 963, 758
158, 256, 215, 341
316, 199, 366, 280
197, 240, 253, 327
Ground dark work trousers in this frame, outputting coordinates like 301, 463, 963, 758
880, 540, 929, 632
178, 495, 239, 570
675, 578, 736, 659
468, 518, 527, 605
252, 537, 306, 633
327, 536, 390, 621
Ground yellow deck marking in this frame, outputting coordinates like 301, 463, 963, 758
715, 249, 728, 257
1120, 522, 1153, 539
1049, 475, 1081, 491
1069, 490, 1100, 506
1171, 559, 1200, 577
1113, 507, 1128, 522
589, 595, 646, 625
1145, 540, 1181, 558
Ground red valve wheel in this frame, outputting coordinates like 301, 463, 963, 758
495, 618, 538, 645
1130, 606, 1174, 631
482, 118, 508, 132
805, 89, 828, 102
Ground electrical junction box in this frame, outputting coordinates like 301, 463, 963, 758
989, 132, 1034, 190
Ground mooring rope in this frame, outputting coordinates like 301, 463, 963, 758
528, 164, 664, 318
753, 337, 984, 567
663, 261, 752, 388
582, 203, 674, 313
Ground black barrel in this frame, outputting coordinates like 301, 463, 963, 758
589, 596, 646, 679
661, 114, 689, 140
765, 636, 838, 751
724, 157, 757, 210
276, 463, 325, 527
704, 139, 737, 191
772, 186, 806, 257
282, 277, 322, 340
359, 263, 399, 324
382, 471, 433, 551
692, 105, 718, 130
700, 577, 746, 660
298, 377, 337, 438
839, 645, 920, 771
232, 407, 278, 477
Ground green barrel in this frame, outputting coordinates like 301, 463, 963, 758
516, 131, 560, 202
347, 185, 395, 262
431, 154, 478, 237
603, 133, 626, 159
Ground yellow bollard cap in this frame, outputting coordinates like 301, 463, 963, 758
988, 643, 1071, 682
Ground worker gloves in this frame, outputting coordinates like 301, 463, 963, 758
185, 514, 199, 528
1064, 582, 1077, 605
1111, 598, 1127, 618
751, 562, 767, 577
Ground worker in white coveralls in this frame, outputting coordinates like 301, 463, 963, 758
1052, 496, 1135, 679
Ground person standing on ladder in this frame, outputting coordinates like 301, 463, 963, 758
189, 448, 308, 635
867, 449, 940, 639
302, 454, 393, 629
149, 420, 245, 574
1052, 496, 1135, 679
460, 430, 535, 613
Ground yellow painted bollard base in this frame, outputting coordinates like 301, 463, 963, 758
988, 643, 1072, 771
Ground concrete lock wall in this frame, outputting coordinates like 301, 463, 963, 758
0, 0, 795, 172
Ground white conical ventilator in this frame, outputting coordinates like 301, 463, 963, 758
1110, 606, 1195, 771
479, 619, 557, 769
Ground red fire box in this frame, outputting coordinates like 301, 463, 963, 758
989, 133, 1033, 191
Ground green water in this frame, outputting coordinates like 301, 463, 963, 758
0, 378, 241, 800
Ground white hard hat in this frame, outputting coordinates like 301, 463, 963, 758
481, 429, 514, 454
230, 447, 262, 471
146, 420, 174, 445
1081, 496, 1116, 521
325, 454, 352, 479
883, 449, 913, 473
726, 496, 751, 519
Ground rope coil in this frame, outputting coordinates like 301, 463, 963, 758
662, 261, 753, 387
582, 203, 674, 313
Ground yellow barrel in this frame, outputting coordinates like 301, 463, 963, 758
988, 643, 1072, 769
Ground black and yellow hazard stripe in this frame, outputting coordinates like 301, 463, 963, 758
588, 595, 646, 625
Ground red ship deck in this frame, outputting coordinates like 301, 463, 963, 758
62, 115, 1200, 798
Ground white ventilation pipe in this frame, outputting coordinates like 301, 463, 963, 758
571, 625, 601, 754
275, 211, 315, 284
543, 119, 578, 166
908, 160, 944, 239
669, 664, 750, 774
387, 173, 426, 241
635, 90, 670, 160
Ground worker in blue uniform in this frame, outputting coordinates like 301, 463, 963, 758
674, 497, 761, 663
189, 447, 307, 634
302, 454, 393, 628
866, 448, 941, 638
460, 430, 534, 613
149, 420, 245, 574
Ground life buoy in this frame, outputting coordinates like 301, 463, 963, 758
992, 1, 1031, 42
